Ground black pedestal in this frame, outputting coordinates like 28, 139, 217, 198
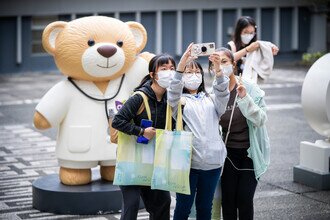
32, 172, 129, 215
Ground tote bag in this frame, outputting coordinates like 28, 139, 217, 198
151, 103, 193, 195
113, 91, 155, 186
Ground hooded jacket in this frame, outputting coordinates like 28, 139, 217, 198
168, 72, 230, 170
112, 80, 167, 136
236, 77, 270, 179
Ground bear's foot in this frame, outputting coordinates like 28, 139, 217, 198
59, 167, 91, 185
100, 165, 115, 181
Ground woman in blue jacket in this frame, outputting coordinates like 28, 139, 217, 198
212, 47, 270, 220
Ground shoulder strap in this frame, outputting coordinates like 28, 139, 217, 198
165, 102, 183, 131
137, 102, 145, 115
228, 41, 237, 52
132, 91, 151, 120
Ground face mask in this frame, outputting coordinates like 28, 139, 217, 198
220, 64, 234, 77
241, 34, 254, 45
156, 70, 175, 88
183, 73, 202, 91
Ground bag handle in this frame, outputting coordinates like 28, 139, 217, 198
165, 102, 183, 131
132, 91, 151, 120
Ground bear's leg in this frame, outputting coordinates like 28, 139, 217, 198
100, 165, 115, 181
59, 167, 91, 185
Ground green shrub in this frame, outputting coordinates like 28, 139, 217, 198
302, 52, 326, 65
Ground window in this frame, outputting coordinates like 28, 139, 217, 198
31, 16, 58, 54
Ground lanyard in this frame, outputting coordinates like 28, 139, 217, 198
222, 78, 255, 173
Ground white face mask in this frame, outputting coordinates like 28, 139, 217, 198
183, 73, 202, 91
241, 34, 254, 45
156, 70, 175, 88
220, 64, 234, 77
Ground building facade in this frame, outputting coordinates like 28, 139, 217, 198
0, 0, 329, 74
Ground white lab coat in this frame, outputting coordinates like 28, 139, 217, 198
36, 57, 148, 168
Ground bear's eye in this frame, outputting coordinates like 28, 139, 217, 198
117, 40, 123, 47
87, 39, 95, 47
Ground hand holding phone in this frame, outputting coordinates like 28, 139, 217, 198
137, 119, 153, 144
191, 42, 215, 57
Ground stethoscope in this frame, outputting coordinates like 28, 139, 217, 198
67, 75, 125, 121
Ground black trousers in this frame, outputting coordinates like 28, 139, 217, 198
221, 148, 258, 220
119, 185, 171, 220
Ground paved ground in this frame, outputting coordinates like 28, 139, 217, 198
0, 65, 329, 219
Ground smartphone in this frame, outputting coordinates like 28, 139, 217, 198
191, 42, 215, 57
137, 119, 153, 144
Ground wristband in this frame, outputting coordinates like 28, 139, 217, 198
139, 128, 145, 136
245, 47, 249, 53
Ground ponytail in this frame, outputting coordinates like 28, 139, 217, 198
134, 74, 152, 90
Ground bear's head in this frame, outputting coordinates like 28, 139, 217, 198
42, 16, 147, 82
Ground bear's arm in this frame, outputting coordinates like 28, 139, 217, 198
34, 111, 51, 130
34, 81, 71, 129
124, 56, 151, 93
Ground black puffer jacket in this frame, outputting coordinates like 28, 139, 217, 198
112, 80, 167, 136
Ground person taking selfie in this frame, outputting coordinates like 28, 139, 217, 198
168, 43, 230, 220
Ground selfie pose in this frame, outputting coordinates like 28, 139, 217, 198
112, 54, 175, 220
227, 16, 279, 81
213, 47, 270, 220
168, 43, 229, 220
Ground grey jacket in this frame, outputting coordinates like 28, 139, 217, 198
167, 72, 230, 170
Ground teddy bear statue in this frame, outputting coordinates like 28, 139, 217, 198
33, 16, 153, 185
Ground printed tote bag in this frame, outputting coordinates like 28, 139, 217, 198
113, 91, 155, 186
152, 103, 193, 195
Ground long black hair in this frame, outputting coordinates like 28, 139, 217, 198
233, 16, 257, 51
135, 53, 176, 90
182, 60, 207, 95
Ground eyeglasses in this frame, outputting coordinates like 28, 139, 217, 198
183, 72, 202, 78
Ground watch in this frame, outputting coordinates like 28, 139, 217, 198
139, 128, 145, 136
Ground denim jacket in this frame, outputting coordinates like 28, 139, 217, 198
236, 77, 270, 180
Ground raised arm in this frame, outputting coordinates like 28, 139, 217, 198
212, 76, 230, 118
168, 42, 196, 108
208, 53, 230, 118
167, 72, 184, 107
233, 41, 260, 61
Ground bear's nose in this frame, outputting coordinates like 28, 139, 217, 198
97, 45, 117, 58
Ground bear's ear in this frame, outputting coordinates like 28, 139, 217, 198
42, 21, 67, 55
126, 22, 147, 53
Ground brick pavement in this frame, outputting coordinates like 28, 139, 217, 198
0, 124, 177, 219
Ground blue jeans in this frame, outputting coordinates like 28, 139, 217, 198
173, 168, 221, 220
